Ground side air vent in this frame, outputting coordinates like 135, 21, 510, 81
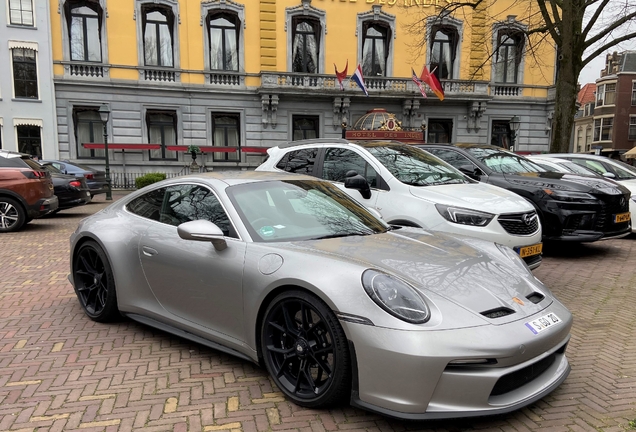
481, 307, 515, 319
526, 292, 545, 304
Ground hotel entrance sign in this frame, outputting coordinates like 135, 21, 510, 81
345, 130, 424, 142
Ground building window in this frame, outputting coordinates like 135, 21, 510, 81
596, 83, 616, 106
292, 115, 319, 140
74, 108, 104, 158
147, 111, 177, 160
593, 117, 613, 142
494, 31, 523, 83
427, 119, 453, 143
629, 117, 636, 141
430, 26, 458, 80
576, 128, 583, 152
66, 1, 103, 62
207, 12, 239, 71
361, 22, 390, 77
632, 82, 636, 106
142, 5, 174, 67
211, 113, 240, 162
292, 17, 319, 73
12, 48, 38, 99
17, 125, 41, 158
9, 0, 34, 26
491, 120, 512, 149
585, 126, 592, 151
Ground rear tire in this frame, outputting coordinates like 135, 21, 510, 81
0, 197, 26, 233
72, 241, 120, 322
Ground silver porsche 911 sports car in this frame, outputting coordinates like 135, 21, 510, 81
69, 171, 572, 420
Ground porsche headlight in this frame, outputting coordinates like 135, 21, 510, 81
544, 189, 596, 202
362, 270, 430, 323
435, 204, 494, 226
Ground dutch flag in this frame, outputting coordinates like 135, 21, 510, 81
351, 64, 369, 96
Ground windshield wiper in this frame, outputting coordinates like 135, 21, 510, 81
311, 231, 374, 240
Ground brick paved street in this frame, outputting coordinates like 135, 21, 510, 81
1, 194, 635, 432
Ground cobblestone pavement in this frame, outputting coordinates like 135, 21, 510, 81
1, 193, 635, 432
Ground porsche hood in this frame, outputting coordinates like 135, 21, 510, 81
287, 228, 550, 325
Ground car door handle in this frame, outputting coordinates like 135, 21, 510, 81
142, 246, 158, 256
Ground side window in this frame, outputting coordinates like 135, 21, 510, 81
427, 149, 474, 170
160, 184, 236, 237
322, 148, 377, 187
607, 164, 635, 180
127, 188, 166, 221
276, 148, 318, 174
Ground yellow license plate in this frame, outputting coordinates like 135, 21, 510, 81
517, 243, 543, 258
614, 212, 631, 223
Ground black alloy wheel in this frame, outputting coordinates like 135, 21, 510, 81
0, 197, 26, 233
73, 241, 119, 322
261, 290, 351, 408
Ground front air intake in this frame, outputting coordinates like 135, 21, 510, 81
481, 307, 515, 319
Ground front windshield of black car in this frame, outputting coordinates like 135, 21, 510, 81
365, 144, 468, 186
227, 180, 388, 242
464, 147, 547, 174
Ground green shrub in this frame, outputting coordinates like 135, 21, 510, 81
135, 173, 167, 189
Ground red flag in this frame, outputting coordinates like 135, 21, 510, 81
420, 66, 445, 101
411, 68, 427, 98
334, 60, 348, 91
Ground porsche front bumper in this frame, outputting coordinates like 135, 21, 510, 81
341, 301, 572, 420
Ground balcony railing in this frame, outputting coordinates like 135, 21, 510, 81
208, 71, 245, 87
141, 67, 178, 83
60, 61, 109, 79
260, 72, 490, 97
492, 84, 523, 97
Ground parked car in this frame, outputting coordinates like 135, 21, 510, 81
421, 144, 631, 242
0, 150, 58, 232
70, 171, 572, 419
526, 155, 602, 177
539, 153, 636, 232
40, 160, 109, 197
257, 139, 544, 269
39, 163, 91, 211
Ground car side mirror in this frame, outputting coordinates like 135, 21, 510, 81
602, 172, 615, 179
344, 170, 372, 199
458, 164, 480, 179
177, 220, 227, 251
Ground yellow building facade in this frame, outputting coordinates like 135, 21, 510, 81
50, 0, 558, 179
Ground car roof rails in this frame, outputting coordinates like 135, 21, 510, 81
278, 138, 350, 149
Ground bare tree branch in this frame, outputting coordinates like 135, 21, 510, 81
582, 31, 636, 66
581, 0, 611, 38
584, 11, 636, 48
535, 1, 562, 45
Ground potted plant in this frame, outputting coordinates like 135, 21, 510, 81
187, 145, 201, 172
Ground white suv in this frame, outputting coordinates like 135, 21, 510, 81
257, 139, 544, 268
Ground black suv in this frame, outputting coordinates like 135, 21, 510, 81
420, 144, 631, 242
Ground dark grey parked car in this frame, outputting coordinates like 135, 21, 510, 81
40, 160, 109, 197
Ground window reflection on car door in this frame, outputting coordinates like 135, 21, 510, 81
320, 147, 379, 210
131, 183, 247, 345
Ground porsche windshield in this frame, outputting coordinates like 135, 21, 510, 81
365, 145, 468, 186
465, 148, 547, 174
227, 180, 388, 242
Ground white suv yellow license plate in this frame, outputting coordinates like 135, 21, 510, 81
526, 313, 562, 335
614, 212, 631, 223
515, 243, 543, 258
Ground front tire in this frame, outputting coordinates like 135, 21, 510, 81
0, 197, 26, 233
261, 290, 351, 408
72, 241, 119, 322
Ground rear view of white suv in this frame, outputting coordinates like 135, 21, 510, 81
257, 139, 544, 269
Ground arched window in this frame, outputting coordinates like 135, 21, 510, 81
362, 22, 390, 77
142, 5, 174, 67
430, 26, 458, 80
65, 0, 103, 62
292, 17, 320, 73
207, 12, 239, 71
494, 31, 524, 83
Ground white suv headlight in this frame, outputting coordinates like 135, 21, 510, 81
435, 204, 494, 226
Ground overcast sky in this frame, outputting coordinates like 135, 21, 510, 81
579, 40, 636, 85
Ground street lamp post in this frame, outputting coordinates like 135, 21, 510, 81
98, 104, 113, 201
509, 115, 521, 151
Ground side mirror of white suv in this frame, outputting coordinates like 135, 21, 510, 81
344, 170, 372, 199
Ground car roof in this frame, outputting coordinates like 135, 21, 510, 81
527, 156, 572, 163
168, 170, 317, 186
0, 149, 30, 159
276, 138, 417, 150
